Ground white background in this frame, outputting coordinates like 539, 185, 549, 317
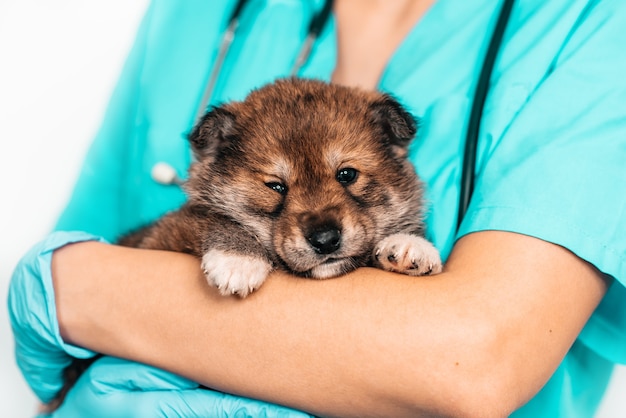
0, 1, 623, 417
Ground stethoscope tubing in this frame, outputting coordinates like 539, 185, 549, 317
457, 0, 515, 229
195, 0, 334, 124
194, 0, 248, 124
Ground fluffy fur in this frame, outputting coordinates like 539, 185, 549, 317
120, 78, 442, 296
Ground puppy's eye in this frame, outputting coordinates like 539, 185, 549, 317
265, 182, 287, 195
336, 168, 359, 185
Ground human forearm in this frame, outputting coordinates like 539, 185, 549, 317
52, 232, 607, 418
53, 242, 447, 416
54, 242, 485, 417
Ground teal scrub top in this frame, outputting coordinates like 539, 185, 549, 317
55, 0, 626, 416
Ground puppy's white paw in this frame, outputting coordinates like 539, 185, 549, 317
374, 233, 442, 276
201, 250, 272, 297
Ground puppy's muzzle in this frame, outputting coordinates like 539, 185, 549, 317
306, 224, 341, 255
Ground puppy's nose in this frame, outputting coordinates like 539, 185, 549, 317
307, 226, 341, 255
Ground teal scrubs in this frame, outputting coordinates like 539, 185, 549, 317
54, 0, 626, 416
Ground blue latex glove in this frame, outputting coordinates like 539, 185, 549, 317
45, 357, 314, 418
8, 231, 105, 403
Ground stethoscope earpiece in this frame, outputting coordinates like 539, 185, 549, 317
151, 162, 185, 186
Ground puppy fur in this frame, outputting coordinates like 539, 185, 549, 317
120, 78, 442, 296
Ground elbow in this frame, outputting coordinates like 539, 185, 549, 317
432, 380, 519, 418
443, 374, 521, 418
412, 324, 531, 418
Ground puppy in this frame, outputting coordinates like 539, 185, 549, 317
120, 78, 442, 296
47, 78, 442, 411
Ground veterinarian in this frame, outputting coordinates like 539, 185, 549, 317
9, 0, 626, 417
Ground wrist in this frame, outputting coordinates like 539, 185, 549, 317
52, 241, 104, 348
51, 241, 207, 360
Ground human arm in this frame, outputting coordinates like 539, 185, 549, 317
52, 230, 608, 418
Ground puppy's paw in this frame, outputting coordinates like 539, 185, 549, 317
374, 233, 442, 276
201, 250, 272, 297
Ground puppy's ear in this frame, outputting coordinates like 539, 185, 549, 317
188, 106, 237, 161
369, 94, 418, 158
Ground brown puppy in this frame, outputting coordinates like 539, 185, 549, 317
48, 78, 442, 411
120, 78, 442, 296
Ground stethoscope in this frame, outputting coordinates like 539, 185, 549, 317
152, 0, 515, 230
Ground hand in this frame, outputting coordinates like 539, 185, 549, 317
8, 232, 103, 403
48, 357, 314, 418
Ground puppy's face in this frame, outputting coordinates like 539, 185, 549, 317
186, 79, 425, 278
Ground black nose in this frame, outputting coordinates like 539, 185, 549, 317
307, 227, 341, 255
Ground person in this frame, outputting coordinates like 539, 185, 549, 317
8, 0, 626, 417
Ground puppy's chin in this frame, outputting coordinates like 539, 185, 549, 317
306, 258, 359, 279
